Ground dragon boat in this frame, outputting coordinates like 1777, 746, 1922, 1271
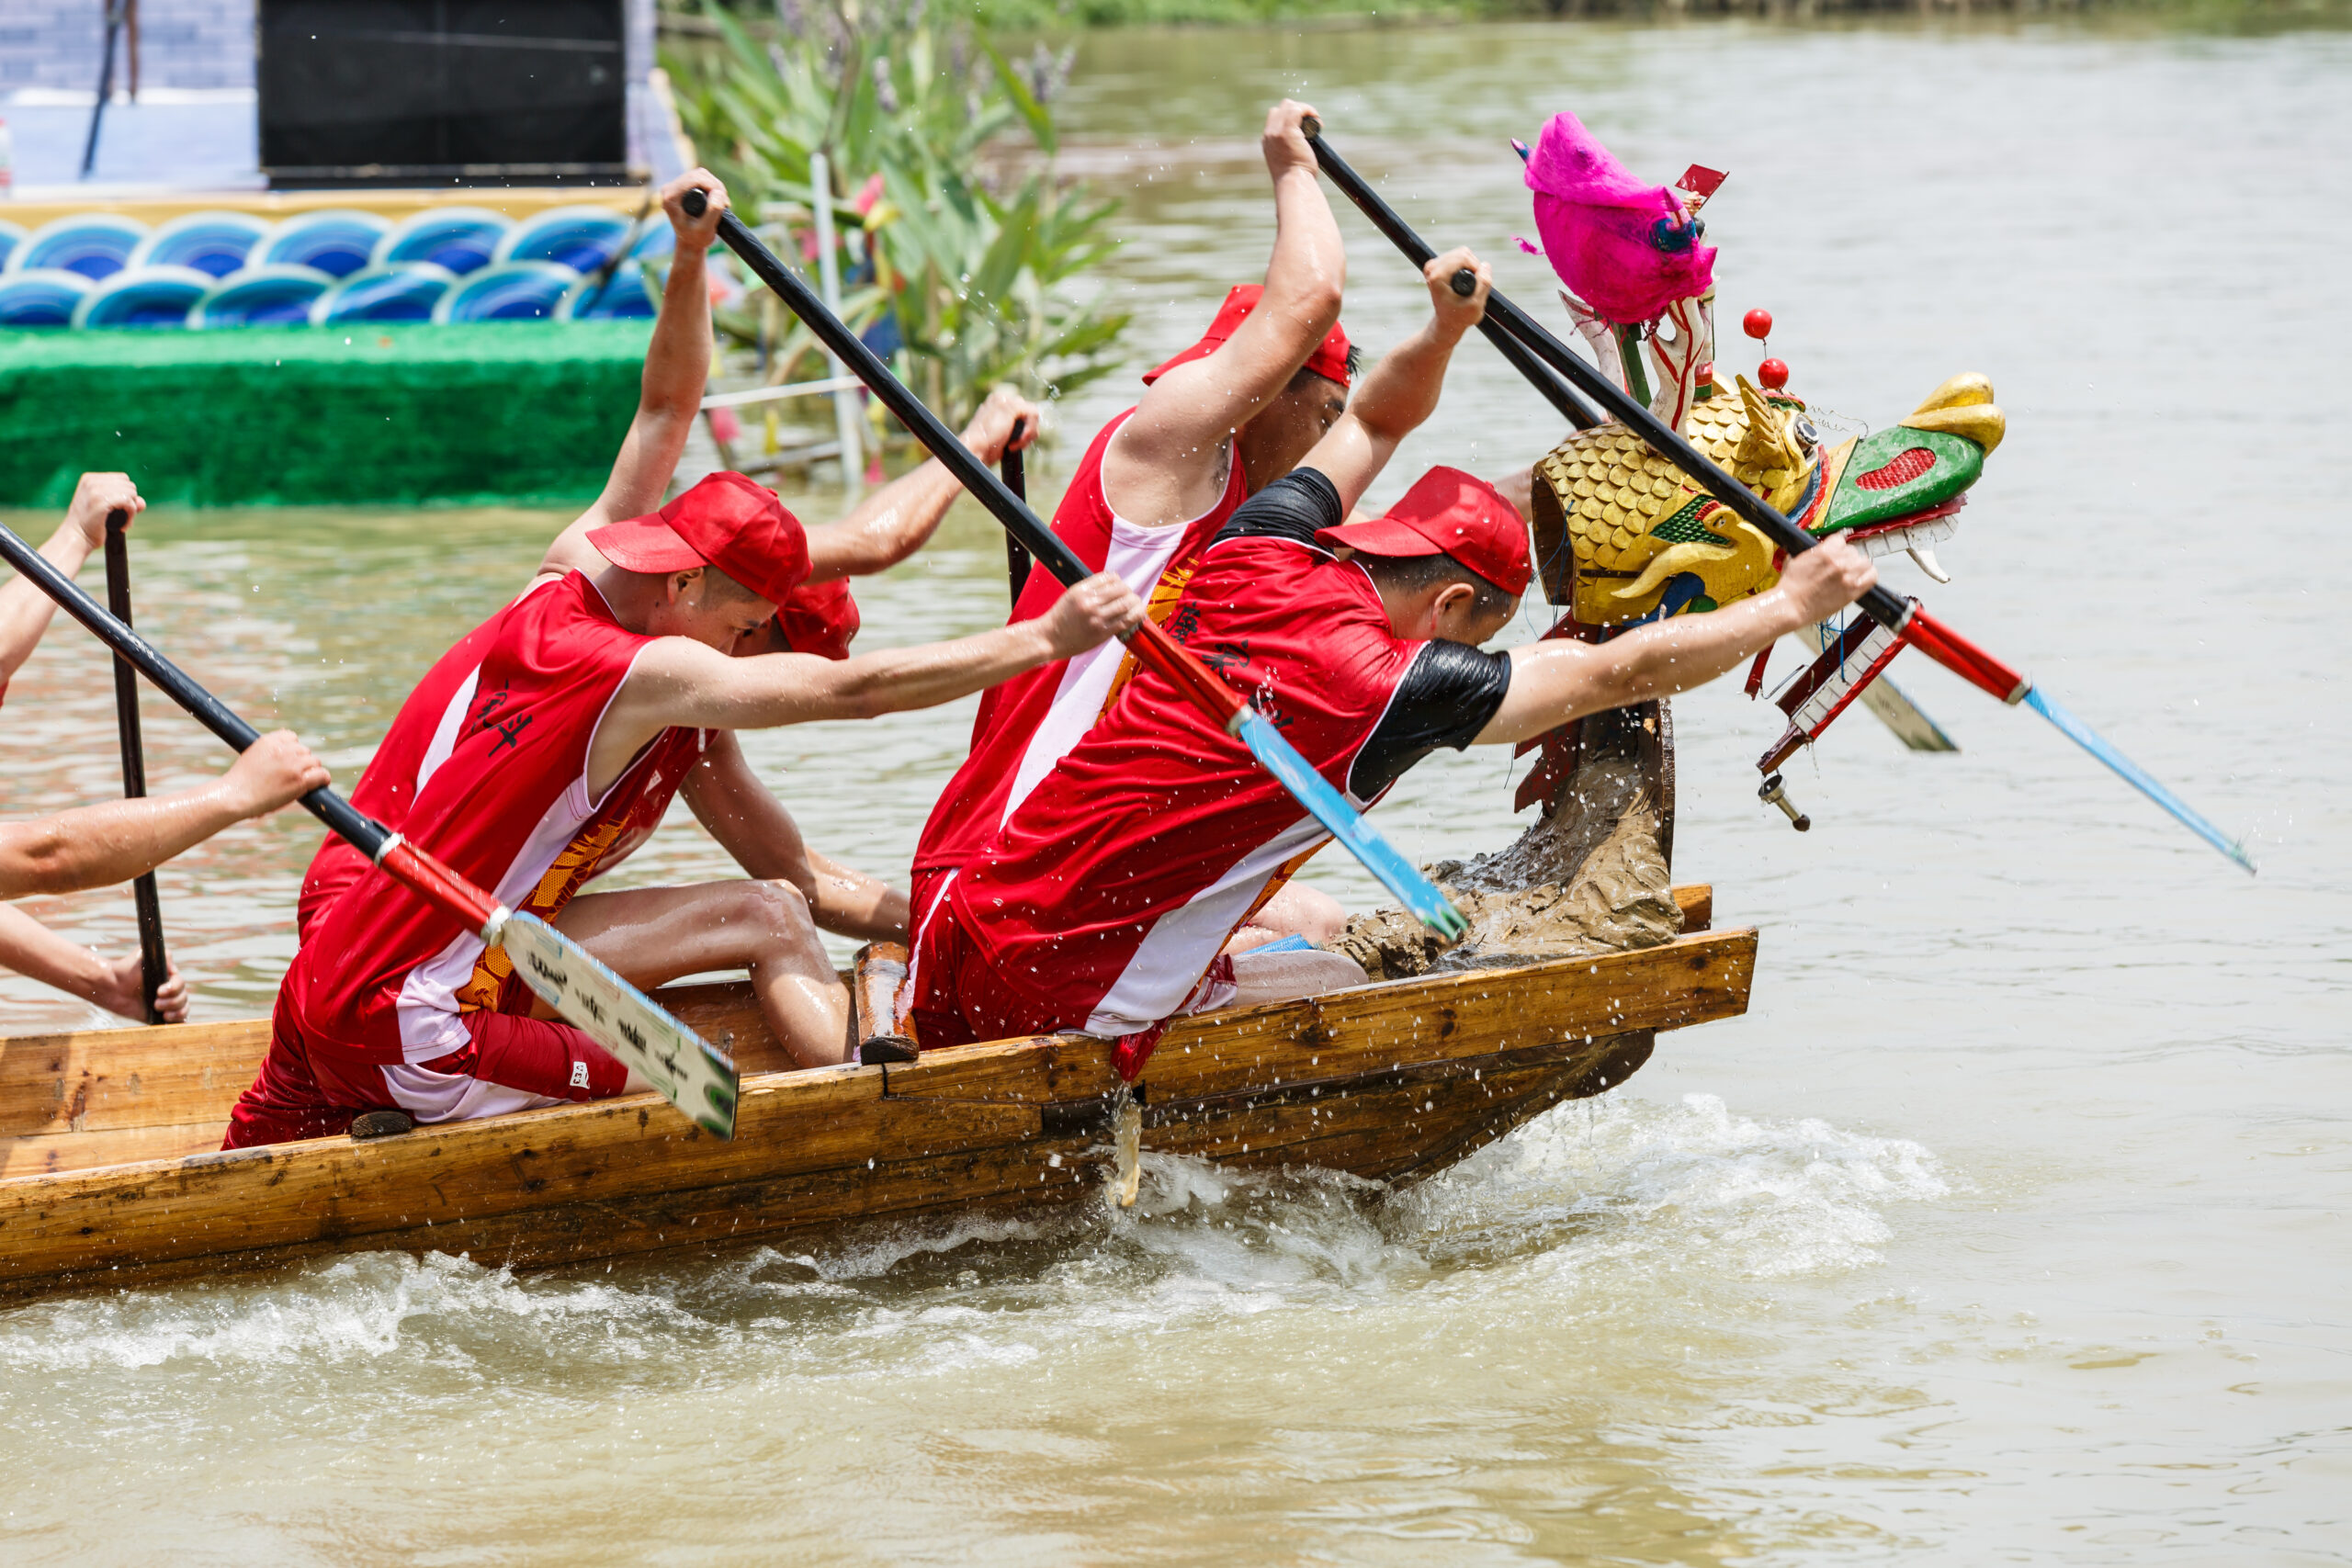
0, 879, 1745, 1304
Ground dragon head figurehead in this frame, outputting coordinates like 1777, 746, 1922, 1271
1529, 371, 2006, 625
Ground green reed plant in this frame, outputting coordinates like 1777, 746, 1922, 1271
662, 0, 1130, 433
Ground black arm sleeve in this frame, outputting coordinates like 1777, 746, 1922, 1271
1212, 467, 1342, 549
1347, 641, 1513, 800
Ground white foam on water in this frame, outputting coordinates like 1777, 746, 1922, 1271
0, 1249, 724, 1373
0, 1093, 1946, 1384
1392, 1091, 1952, 1284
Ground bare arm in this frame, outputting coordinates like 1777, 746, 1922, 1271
1487, 465, 1534, 523
0, 904, 189, 1023
1101, 100, 1345, 526
537, 170, 733, 583
1295, 249, 1490, 513
0, 731, 329, 899
592, 572, 1146, 785
0, 474, 142, 686
680, 733, 908, 942
1476, 540, 1880, 745
804, 388, 1042, 581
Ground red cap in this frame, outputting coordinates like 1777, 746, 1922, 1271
587, 471, 810, 607
774, 577, 860, 660
1316, 466, 1532, 596
1142, 284, 1351, 390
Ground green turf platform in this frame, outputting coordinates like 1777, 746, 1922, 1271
0, 321, 656, 508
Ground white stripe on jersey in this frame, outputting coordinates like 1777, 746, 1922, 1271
1084, 812, 1328, 1038
416, 664, 481, 797
999, 444, 1238, 831
1001, 518, 1187, 829
391, 639, 653, 1061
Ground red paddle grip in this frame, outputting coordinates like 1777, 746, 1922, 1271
1125, 619, 1247, 728
1903, 608, 2030, 704
379, 837, 504, 937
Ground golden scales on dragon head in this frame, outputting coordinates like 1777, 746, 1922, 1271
1513, 109, 2005, 827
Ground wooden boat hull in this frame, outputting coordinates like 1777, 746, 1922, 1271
0, 891, 1747, 1304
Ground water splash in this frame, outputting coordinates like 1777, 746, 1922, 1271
0, 1094, 1946, 1379
1112, 1090, 1143, 1208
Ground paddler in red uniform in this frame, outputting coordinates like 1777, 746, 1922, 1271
294, 174, 1048, 956
910, 99, 1358, 954
0, 470, 330, 1022
225, 182, 1147, 1150
910, 250, 1879, 1068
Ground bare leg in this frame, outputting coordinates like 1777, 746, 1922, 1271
552, 879, 852, 1068
1222, 880, 1347, 955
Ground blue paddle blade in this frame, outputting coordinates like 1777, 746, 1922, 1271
2022, 687, 2255, 875
1233, 706, 1469, 939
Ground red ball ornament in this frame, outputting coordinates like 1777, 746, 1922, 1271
1758, 357, 1790, 390
1742, 308, 1773, 342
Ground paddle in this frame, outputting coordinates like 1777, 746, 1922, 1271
100, 508, 168, 1023
579, 186, 656, 315
0, 523, 741, 1136
684, 187, 1469, 939
1001, 414, 1035, 603
1304, 119, 2253, 874
80, 0, 129, 180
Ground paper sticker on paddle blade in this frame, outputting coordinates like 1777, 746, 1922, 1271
497, 912, 741, 1135
1233, 707, 1468, 941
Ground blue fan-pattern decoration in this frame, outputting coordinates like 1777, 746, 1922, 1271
257, 211, 390, 279
73, 266, 215, 329
191, 266, 337, 329
9, 214, 148, 280
376, 208, 514, 276
0, 269, 96, 327
0, 204, 667, 330
313, 263, 459, 325
129, 212, 273, 279
435, 262, 579, 322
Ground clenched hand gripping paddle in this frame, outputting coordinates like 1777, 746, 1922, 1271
1301, 120, 2254, 874
684, 187, 1469, 939
0, 524, 741, 1136
101, 508, 170, 1024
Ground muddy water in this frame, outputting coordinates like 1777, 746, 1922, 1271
2, 17, 2347, 1562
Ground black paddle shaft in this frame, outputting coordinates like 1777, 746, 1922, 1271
80, 0, 125, 179
684, 191, 1095, 589
1302, 121, 1911, 635
0, 524, 392, 862
101, 510, 170, 1024
1001, 416, 1034, 604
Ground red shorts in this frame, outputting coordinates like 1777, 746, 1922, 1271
907, 897, 1234, 1070
908, 866, 955, 942
908, 898, 1071, 1052
223, 983, 631, 1149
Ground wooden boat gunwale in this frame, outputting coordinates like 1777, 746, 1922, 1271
0, 886, 1747, 1305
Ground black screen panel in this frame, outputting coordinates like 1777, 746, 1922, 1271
260, 0, 628, 186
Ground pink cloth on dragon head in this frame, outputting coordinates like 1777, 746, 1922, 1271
1523, 110, 1716, 327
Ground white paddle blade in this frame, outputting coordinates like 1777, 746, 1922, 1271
496, 911, 741, 1137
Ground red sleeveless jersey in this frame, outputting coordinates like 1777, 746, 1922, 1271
295, 579, 553, 940
910, 409, 1244, 891
277, 571, 706, 1065
912, 468, 1511, 1047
